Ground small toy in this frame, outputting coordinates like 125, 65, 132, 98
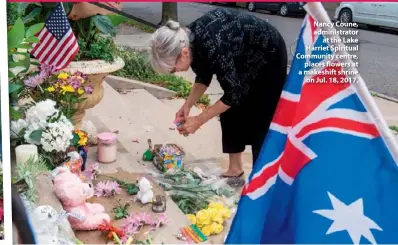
63, 151, 83, 176
52, 167, 110, 230
136, 177, 154, 204
142, 139, 154, 161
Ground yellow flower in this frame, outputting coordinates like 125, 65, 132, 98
196, 210, 211, 226
210, 222, 224, 234
187, 214, 196, 225
219, 207, 231, 219
61, 85, 75, 93
208, 202, 224, 210
57, 72, 69, 80
46, 86, 55, 92
77, 88, 84, 95
78, 137, 88, 146
200, 225, 212, 236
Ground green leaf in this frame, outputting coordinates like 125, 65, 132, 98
107, 14, 126, 27
23, 7, 42, 24
92, 15, 116, 36
17, 3, 30, 14
17, 43, 33, 49
7, 18, 25, 50
8, 71, 15, 78
29, 130, 42, 142
9, 106, 22, 120
25, 36, 40, 44
9, 83, 23, 94
26, 23, 44, 38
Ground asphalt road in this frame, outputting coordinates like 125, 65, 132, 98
123, 2, 398, 99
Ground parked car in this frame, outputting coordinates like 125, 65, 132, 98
209, 2, 237, 7
246, 2, 306, 17
335, 2, 398, 29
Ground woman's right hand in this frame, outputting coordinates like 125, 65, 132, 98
175, 103, 191, 123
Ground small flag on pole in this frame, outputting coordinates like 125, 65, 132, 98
30, 3, 79, 71
226, 2, 398, 244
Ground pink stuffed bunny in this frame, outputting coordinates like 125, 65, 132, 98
52, 167, 110, 230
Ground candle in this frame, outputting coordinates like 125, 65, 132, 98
15, 144, 38, 165
97, 132, 117, 163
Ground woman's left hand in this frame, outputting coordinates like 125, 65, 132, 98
177, 116, 205, 135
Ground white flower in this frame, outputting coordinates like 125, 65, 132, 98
40, 115, 74, 153
10, 119, 28, 138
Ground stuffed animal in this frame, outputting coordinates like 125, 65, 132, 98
136, 177, 154, 204
52, 167, 110, 230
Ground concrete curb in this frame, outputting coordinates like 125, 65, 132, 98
371, 91, 398, 104
105, 75, 177, 99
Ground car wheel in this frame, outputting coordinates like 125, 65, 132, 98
338, 8, 353, 23
279, 4, 289, 16
247, 2, 256, 12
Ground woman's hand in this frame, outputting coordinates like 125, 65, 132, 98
177, 116, 205, 135
175, 103, 191, 123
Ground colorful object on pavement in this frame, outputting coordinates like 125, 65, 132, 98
153, 144, 185, 173
63, 151, 83, 176
226, 3, 398, 244
187, 202, 231, 237
142, 139, 154, 161
98, 220, 125, 241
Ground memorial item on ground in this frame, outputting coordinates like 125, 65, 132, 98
98, 220, 125, 242
153, 169, 234, 214
136, 177, 154, 204
94, 180, 122, 197
69, 129, 89, 170
100, 175, 138, 195
53, 167, 110, 230
82, 162, 100, 181
142, 139, 154, 161
97, 132, 118, 163
112, 200, 130, 220
187, 202, 231, 237
63, 151, 84, 177
151, 195, 166, 213
153, 144, 185, 173
121, 212, 169, 242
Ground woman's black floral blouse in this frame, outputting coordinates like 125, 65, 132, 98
187, 8, 282, 107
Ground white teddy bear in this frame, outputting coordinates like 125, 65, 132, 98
136, 177, 154, 204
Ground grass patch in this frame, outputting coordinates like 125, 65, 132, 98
122, 19, 156, 33
113, 47, 210, 106
389, 125, 398, 132
370, 91, 377, 97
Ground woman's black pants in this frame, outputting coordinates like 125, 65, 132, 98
220, 37, 288, 165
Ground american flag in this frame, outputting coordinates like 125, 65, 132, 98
226, 3, 398, 244
31, 3, 79, 71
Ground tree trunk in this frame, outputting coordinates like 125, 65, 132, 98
159, 3, 178, 25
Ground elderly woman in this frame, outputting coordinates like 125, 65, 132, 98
149, 8, 287, 178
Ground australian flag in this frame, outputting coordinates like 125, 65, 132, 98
226, 5, 398, 245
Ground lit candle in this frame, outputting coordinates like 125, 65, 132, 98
15, 144, 38, 164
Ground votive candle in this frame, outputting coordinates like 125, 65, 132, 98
15, 144, 38, 164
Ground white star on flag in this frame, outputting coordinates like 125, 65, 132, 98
313, 192, 382, 245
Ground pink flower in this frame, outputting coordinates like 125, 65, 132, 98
82, 162, 99, 180
152, 214, 169, 229
137, 212, 153, 225
94, 180, 121, 197
24, 74, 44, 88
84, 85, 93, 94
40, 64, 56, 77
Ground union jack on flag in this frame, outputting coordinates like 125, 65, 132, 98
226, 4, 398, 245
30, 3, 79, 71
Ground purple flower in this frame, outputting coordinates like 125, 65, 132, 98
24, 74, 44, 88
73, 71, 88, 81
39, 64, 56, 78
82, 162, 99, 180
67, 76, 83, 90
94, 180, 121, 197
152, 214, 169, 228
84, 85, 94, 94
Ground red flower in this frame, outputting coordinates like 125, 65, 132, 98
98, 220, 125, 240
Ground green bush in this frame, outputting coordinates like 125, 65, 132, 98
114, 47, 210, 106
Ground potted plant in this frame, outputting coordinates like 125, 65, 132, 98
15, 2, 126, 128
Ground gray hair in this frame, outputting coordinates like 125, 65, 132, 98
149, 20, 190, 73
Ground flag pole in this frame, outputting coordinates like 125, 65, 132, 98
304, 2, 398, 163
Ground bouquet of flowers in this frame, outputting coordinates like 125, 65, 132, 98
22, 64, 93, 119
10, 99, 75, 167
